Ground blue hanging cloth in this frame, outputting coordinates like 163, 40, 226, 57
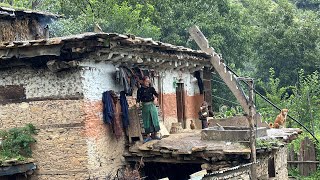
120, 91, 130, 128
102, 91, 114, 124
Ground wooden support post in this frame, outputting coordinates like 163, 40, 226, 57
248, 79, 257, 180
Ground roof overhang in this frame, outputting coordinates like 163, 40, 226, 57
0, 6, 61, 19
0, 32, 212, 72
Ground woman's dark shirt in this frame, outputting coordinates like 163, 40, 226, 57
137, 86, 158, 103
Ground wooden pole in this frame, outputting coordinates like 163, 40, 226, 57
248, 79, 257, 179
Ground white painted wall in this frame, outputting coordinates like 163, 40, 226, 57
0, 67, 83, 99
0, 61, 201, 100
80, 60, 122, 100
160, 70, 200, 96
79, 60, 202, 100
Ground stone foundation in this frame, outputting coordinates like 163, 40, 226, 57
0, 100, 125, 179
256, 146, 288, 180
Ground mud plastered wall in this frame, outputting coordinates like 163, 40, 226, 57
256, 146, 288, 180
274, 146, 288, 179
0, 67, 83, 99
0, 100, 89, 180
80, 60, 126, 178
0, 18, 45, 42
0, 66, 89, 179
160, 70, 203, 130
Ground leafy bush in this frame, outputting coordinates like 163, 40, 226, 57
214, 105, 243, 118
0, 124, 37, 161
257, 68, 320, 178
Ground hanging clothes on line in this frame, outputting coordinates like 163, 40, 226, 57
102, 90, 122, 139
110, 91, 122, 139
120, 91, 130, 129
133, 67, 144, 80
102, 91, 114, 124
116, 67, 133, 96
123, 67, 136, 95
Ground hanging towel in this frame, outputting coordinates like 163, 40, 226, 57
120, 91, 130, 129
112, 100, 122, 139
194, 71, 204, 94
102, 91, 114, 124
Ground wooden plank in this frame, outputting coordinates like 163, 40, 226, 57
189, 26, 254, 115
288, 161, 319, 164
176, 83, 186, 128
304, 137, 317, 175
188, 26, 214, 54
127, 106, 143, 143
125, 156, 207, 164
298, 138, 305, 175
288, 145, 296, 169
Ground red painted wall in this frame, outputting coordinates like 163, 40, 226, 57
161, 93, 204, 120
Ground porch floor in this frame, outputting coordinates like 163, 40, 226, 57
124, 128, 302, 164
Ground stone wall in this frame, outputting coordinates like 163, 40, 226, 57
256, 146, 288, 180
0, 67, 83, 101
0, 100, 89, 179
274, 146, 288, 179
0, 17, 45, 42
0, 59, 209, 179
202, 146, 289, 180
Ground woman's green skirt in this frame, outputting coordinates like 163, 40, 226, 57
141, 102, 160, 134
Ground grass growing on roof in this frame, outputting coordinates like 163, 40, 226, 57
256, 138, 282, 149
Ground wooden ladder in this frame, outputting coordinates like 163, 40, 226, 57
189, 25, 256, 116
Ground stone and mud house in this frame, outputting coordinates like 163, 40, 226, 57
0, 6, 302, 180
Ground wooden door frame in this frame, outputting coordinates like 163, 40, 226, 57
176, 82, 186, 128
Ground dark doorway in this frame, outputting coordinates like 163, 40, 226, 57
268, 157, 276, 177
142, 162, 202, 180
176, 83, 186, 128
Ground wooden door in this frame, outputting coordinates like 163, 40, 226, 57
176, 83, 186, 128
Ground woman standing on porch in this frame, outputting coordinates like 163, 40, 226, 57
137, 76, 160, 142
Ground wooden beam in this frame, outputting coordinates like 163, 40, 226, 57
189, 25, 215, 54
288, 161, 320, 164
175, 62, 189, 70
157, 61, 172, 69
247, 79, 257, 180
125, 157, 208, 164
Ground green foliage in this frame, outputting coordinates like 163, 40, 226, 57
258, 69, 320, 178
0, 124, 37, 161
2, 0, 319, 88
214, 105, 243, 118
256, 68, 293, 123
40, 0, 161, 38
256, 68, 320, 132
256, 139, 281, 149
